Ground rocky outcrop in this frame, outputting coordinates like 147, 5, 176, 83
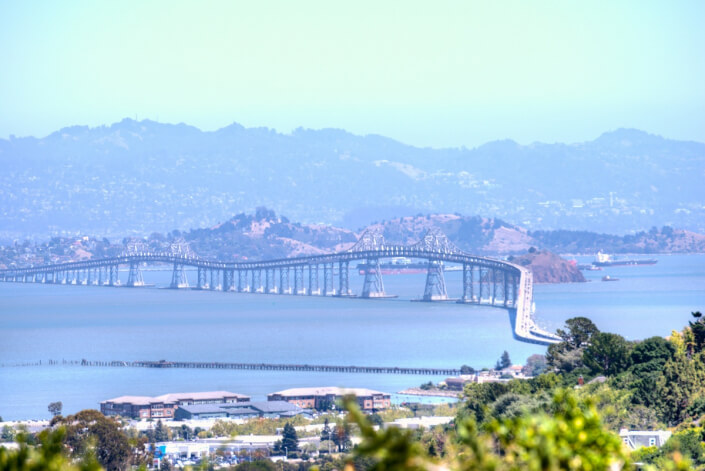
509, 250, 586, 283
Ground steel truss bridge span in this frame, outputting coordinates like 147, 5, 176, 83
0, 229, 559, 345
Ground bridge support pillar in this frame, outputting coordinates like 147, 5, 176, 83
251, 269, 262, 293
237, 270, 244, 292
126, 262, 144, 287
280, 267, 290, 294
361, 258, 386, 298
223, 270, 234, 291
337, 261, 350, 296
170, 263, 189, 289
308, 264, 319, 295
293, 266, 304, 295
323, 263, 335, 296
491, 269, 498, 305
197, 267, 207, 289
108, 265, 118, 286
423, 260, 448, 301
478, 267, 487, 303
503, 270, 509, 307
460, 263, 476, 302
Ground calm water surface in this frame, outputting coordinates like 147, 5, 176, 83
1, 254, 703, 420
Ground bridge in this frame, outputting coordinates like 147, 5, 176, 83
0, 229, 560, 345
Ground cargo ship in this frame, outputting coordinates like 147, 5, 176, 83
593, 252, 657, 267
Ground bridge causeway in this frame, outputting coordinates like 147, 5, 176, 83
0, 229, 560, 345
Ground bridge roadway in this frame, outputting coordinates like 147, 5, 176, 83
0, 229, 560, 345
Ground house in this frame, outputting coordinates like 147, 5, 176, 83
101, 391, 250, 419
619, 429, 672, 450
445, 375, 476, 391
268, 386, 391, 411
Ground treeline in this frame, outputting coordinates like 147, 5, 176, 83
529, 225, 701, 254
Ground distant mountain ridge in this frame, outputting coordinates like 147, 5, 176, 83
1, 119, 703, 239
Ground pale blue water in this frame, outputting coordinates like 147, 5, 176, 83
1, 254, 703, 420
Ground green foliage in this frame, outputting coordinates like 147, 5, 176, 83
495, 350, 511, 370
210, 414, 309, 437
54, 410, 131, 471
320, 418, 331, 442
689, 312, 705, 355
583, 332, 633, 376
523, 354, 547, 376
547, 317, 601, 374
154, 420, 169, 442
331, 423, 351, 452
660, 428, 705, 467
1, 426, 15, 442
375, 408, 414, 423
656, 353, 705, 426
348, 390, 634, 471
0, 428, 102, 471
47, 402, 63, 418
631, 336, 675, 366
557, 317, 600, 350
280, 422, 299, 455
458, 381, 510, 424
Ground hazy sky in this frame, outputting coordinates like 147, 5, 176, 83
1, 1, 703, 147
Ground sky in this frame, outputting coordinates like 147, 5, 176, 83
0, 1, 704, 148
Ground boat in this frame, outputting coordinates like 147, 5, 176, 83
593, 251, 657, 267
602, 275, 619, 282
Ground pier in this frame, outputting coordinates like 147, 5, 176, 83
4, 359, 462, 376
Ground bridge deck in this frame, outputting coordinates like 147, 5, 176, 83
0, 234, 561, 346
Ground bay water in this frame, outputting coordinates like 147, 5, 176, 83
1, 254, 703, 420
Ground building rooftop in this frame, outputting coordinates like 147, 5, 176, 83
269, 386, 388, 397
178, 401, 304, 417
102, 391, 249, 405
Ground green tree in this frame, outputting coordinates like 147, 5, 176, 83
320, 418, 331, 442
523, 354, 547, 376
497, 350, 511, 369
154, 420, 169, 442
656, 354, 705, 425
48, 401, 63, 417
0, 427, 102, 471
631, 336, 675, 366
460, 365, 475, 375
583, 332, 632, 376
331, 423, 351, 452
346, 390, 653, 471
280, 422, 298, 456
689, 311, 705, 354
458, 382, 510, 424
556, 316, 600, 349
647, 428, 705, 468
1, 425, 14, 442
55, 409, 131, 471
547, 317, 600, 373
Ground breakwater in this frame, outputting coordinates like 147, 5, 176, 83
2, 359, 461, 376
